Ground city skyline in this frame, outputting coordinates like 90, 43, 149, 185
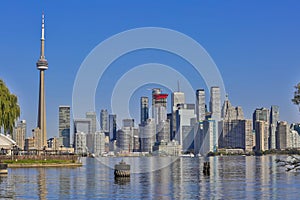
1, 1, 300, 137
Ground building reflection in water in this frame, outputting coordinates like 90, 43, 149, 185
37, 168, 47, 200
59, 169, 71, 199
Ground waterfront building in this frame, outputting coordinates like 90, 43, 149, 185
116, 127, 134, 153
171, 91, 185, 140
219, 119, 253, 152
152, 140, 181, 156
100, 109, 108, 132
75, 132, 87, 155
175, 103, 196, 151
47, 137, 62, 150
12, 120, 26, 150
289, 129, 299, 149
109, 114, 117, 141
24, 137, 35, 151
210, 87, 221, 121
140, 97, 149, 124
196, 89, 206, 122
58, 106, 70, 147
86, 111, 97, 134
195, 119, 218, 156
32, 127, 43, 150
255, 121, 269, 151
276, 121, 289, 149
269, 105, 279, 149
36, 13, 48, 150
156, 120, 170, 143
92, 131, 106, 156
139, 118, 156, 153
73, 119, 91, 147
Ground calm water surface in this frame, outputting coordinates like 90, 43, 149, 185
0, 155, 299, 199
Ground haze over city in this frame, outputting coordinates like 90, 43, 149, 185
1, 1, 299, 137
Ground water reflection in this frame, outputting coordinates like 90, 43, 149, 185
0, 156, 300, 199
37, 168, 47, 200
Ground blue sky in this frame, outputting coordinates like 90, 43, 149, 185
0, 1, 300, 137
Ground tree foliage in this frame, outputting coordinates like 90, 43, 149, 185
292, 83, 300, 112
0, 79, 20, 134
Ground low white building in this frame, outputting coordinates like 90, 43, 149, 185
0, 134, 16, 155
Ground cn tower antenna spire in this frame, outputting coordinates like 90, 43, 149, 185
40, 12, 45, 59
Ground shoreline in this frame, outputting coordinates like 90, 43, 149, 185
8, 162, 82, 168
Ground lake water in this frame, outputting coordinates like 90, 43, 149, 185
0, 155, 300, 199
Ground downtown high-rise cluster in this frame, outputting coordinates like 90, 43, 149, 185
9, 14, 300, 157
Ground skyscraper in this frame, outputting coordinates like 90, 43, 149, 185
255, 121, 269, 151
100, 109, 108, 132
175, 103, 196, 151
73, 118, 91, 148
221, 96, 244, 121
139, 118, 156, 153
276, 121, 289, 149
253, 108, 270, 129
171, 91, 185, 139
13, 120, 26, 150
152, 88, 168, 125
270, 105, 279, 149
270, 105, 279, 124
196, 89, 206, 122
109, 114, 117, 141
59, 106, 70, 147
210, 87, 221, 121
140, 97, 149, 124
86, 111, 97, 134
36, 13, 48, 149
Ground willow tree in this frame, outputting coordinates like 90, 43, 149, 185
0, 79, 20, 135
292, 83, 300, 112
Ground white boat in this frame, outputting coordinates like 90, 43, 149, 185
180, 153, 195, 158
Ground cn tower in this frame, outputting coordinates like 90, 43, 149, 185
36, 13, 48, 148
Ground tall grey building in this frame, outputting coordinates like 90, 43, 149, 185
255, 121, 269, 151
171, 91, 185, 139
139, 118, 156, 153
270, 105, 279, 124
210, 87, 221, 120
276, 121, 289, 149
116, 127, 135, 153
100, 109, 108, 132
86, 111, 97, 134
73, 118, 91, 147
157, 120, 170, 143
253, 108, 270, 129
13, 120, 26, 150
109, 114, 117, 141
140, 97, 149, 124
59, 106, 70, 147
270, 105, 279, 149
221, 96, 244, 121
152, 88, 168, 125
87, 131, 105, 156
175, 103, 196, 151
75, 132, 87, 155
196, 89, 206, 122
194, 119, 217, 156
